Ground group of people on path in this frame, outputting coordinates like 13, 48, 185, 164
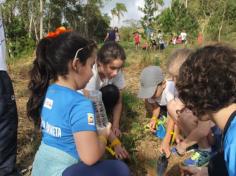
133, 30, 188, 51
0, 21, 236, 176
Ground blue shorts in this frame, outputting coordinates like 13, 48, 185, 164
63, 159, 130, 176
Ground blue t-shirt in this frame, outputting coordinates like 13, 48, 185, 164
224, 114, 236, 176
41, 84, 97, 159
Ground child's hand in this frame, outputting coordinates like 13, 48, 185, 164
114, 145, 129, 160
180, 164, 208, 176
159, 140, 171, 158
112, 127, 121, 137
175, 134, 184, 144
175, 142, 187, 155
149, 118, 157, 132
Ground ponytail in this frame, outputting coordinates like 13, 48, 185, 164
27, 31, 97, 127
27, 38, 55, 126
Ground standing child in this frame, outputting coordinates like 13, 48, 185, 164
27, 30, 130, 176
134, 32, 140, 50
177, 44, 236, 176
114, 27, 120, 42
180, 30, 187, 44
104, 27, 116, 42
157, 30, 165, 50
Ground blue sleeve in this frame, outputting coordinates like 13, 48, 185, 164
69, 99, 97, 133
224, 135, 236, 176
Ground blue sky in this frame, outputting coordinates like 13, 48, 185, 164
101, 0, 171, 27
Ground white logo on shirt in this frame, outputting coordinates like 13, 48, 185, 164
87, 113, 95, 125
41, 120, 62, 137
44, 98, 53, 109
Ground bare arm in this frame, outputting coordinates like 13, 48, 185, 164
112, 91, 123, 135
104, 33, 109, 42
146, 100, 161, 132
177, 120, 212, 152
151, 103, 161, 118
74, 131, 107, 166
108, 130, 129, 159
159, 116, 175, 157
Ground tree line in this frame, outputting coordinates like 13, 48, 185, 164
139, 0, 236, 42
1, 0, 128, 58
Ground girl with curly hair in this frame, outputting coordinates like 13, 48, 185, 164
177, 44, 236, 176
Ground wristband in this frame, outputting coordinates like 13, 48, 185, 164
110, 138, 121, 148
99, 135, 107, 146
151, 116, 158, 121
106, 146, 116, 156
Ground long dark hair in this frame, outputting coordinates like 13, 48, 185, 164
27, 31, 96, 126
97, 41, 126, 64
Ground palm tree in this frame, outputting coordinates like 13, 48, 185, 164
111, 3, 127, 23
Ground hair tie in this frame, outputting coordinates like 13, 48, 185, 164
46, 26, 71, 38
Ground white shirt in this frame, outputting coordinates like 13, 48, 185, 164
180, 32, 187, 41
85, 64, 125, 91
0, 6, 7, 71
148, 80, 178, 106
115, 32, 120, 42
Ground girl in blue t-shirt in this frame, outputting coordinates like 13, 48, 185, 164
27, 29, 130, 176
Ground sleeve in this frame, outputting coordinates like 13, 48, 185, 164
147, 98, 156, 104
224, 134, 236, 176
112, 70, 125, 89
85, 65, 97, 91
69, 99, 97, 133
85, 76, 97, 91
164, 81, 176, 103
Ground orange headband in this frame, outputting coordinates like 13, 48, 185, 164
46, 26, 71, 38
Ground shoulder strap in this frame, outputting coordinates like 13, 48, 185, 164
223, 110, 236, 140
221, 110, 236, 148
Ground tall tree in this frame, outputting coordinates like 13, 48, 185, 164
39, 0, 44, 39
139, 0, 163, 28
111, 3, 127, 24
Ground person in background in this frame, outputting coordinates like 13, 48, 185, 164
180, 30, 187, 44
0, 2, 19, 175
133, 31, 140, 50
27, 30, 130, 176
104, 27, 116, 42
84, 41, 126, 137
114, 27, 120, 42
197, 32, 203, 46
151, 39, 157, 50
177, 44, 236, 176
157, 30, 165, 50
